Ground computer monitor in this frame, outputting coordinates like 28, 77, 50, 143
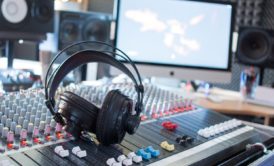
114, 0, 235, 83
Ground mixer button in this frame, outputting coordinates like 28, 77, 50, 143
145, 146, 160, 157
136, 149, 151, 160
32, 126, 39, 138
132, 155, 142, 163
10, 122, 16, 131
59, 149, 69, 157
106, 158, 117, 166
27, 123, 34, 133
160, 141, 175, 152
162, 121, 178, 131
122, 158, 132, 166
7, 131, 14, 143
18, 117, 24, 126
34, 118, 40, 127
76, 150, 87, 158
1, 115, 7, 124
117, 154, 126, 162
13, 114, 19, 123
22, 120, 28, 129
72, 146, 81, 155
15, 125, 22, 136
54, 145, 64, 154
55, 123, 62, 132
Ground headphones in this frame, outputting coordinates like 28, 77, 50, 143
44, 41, 144, 145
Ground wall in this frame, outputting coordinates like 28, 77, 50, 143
88, 0, 114, 14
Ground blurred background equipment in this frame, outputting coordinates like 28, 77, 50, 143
0, 0, 54, 68
55, 10, 113, 80
0, 69, 40, 91
0, 0, 54, 40
55, 10, 111, 50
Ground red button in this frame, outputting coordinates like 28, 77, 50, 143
162, 121, 178, 131
33, 137, 40, 144
7, 143, 13, 150
20, 140, 27, 147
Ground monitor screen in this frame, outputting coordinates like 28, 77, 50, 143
115, 0, 233, 71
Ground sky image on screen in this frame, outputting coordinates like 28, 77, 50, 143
116, 0, 232, 70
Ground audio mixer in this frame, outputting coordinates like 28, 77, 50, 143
0, 83, 273, 166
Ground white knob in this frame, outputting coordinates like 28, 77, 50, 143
122, 158, 133, 166
106, 158, 116, 166
72, 146, 81, 155
117, 155, 126, 162
132, 155, 142, 163
76, 150, 87, 158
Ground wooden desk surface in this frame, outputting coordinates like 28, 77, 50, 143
195, 98, 274, 125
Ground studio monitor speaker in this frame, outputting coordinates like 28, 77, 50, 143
56, 10, 112, 50
236, 27, 274, 68
0, 0, 54, 40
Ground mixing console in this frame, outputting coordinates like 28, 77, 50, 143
0, 83, 272, 165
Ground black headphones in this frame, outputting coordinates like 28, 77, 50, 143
44, 41, 144, 145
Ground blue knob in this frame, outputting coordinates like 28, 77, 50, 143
136, 149, 151, 160
145, 146, 160, 157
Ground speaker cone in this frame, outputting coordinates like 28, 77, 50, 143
33, 2, 52, 22
237, 28, 271, 65
82, 18, 109, 48
61, 22, 78, 42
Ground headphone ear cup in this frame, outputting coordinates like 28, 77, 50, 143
58, 91, 99, 138
96, 90, 132, 145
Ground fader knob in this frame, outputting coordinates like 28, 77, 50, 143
55, 123, 62, 132
34, 118, 40, 127
20, 129, 27, 140
13, 114, 19, 123
18, 117, 24, 126
10, 122, 16, 131
36, 111, 42, 119
32, 126, 39, 138
30, 115, 35, 123
44, 124, 51, 135
25, 112, 31, 121
1, 115, 7, 124
27, 123, 34, 133
41, 113, 46, 121
7, 131, 14, 143
23, 120, 28, 129
6, 118, 11, 128
20, 109, 26, 117
39, 121, 46, 131
8, 110, 14, 119
15, 125, 22, 136
5, 107, 10, 116
2, 127, 9, 138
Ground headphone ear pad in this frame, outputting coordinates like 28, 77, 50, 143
96, 90, 132, 145
58, 91, 99, 138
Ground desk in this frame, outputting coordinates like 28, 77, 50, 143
193, 88, 274, 126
